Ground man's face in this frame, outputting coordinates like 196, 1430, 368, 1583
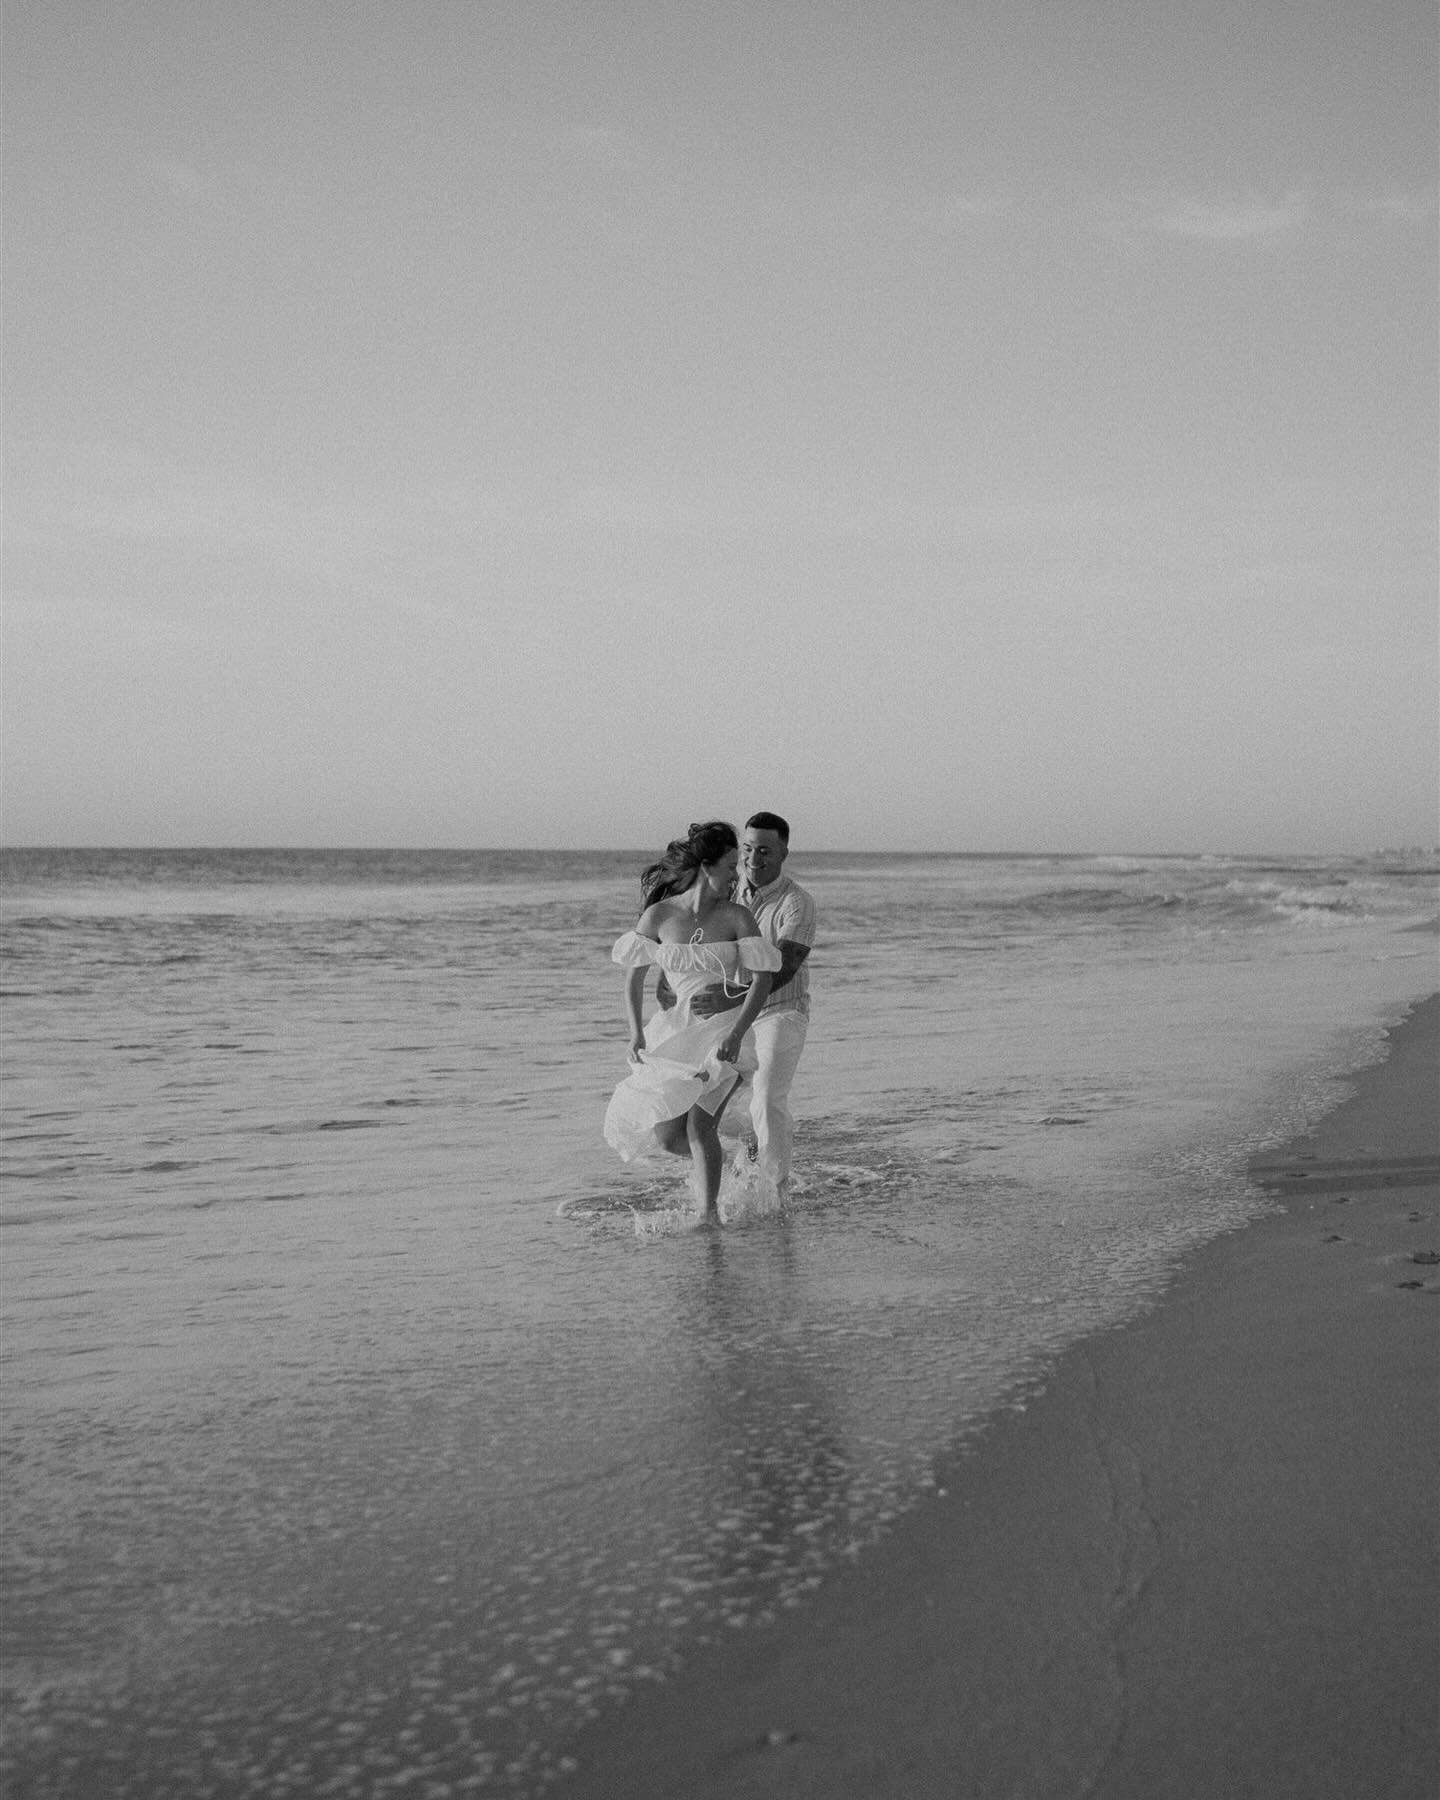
741, 828, 788, 891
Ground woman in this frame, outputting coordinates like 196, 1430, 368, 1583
604, 820, 781, 1220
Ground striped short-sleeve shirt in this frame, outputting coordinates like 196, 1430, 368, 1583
736, 872, 817, 1019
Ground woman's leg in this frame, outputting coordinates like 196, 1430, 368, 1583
653, 1116, 691, 1159
686, 1104, 724, 1216
687, 1078, 739, 1217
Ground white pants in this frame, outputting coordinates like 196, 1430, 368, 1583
745, 1010, 809, 1185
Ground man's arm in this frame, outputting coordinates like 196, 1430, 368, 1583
769, 939, 810, 996
687, 940, 808, 1019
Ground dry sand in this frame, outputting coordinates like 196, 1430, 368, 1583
556, 994, 1439, 1799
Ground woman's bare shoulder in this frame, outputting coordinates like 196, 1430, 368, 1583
634, 902, 668, 940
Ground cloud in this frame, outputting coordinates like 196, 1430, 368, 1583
1344, 184, 1438, 225
1087, 181, 1440, 248
842, 182, 1008, 233
1148, 191, 1310, 241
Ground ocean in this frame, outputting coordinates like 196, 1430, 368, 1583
2, 847, 1435, 1796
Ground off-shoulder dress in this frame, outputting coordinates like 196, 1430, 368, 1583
603, 930, 783, 1163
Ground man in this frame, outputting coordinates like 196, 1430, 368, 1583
729, 811, 816, 1190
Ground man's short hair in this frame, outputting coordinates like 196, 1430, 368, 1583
745, 811, 790, 843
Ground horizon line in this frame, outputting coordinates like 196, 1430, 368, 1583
3, 843, 1435, 861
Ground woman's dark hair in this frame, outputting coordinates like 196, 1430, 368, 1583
639, 819, 738, 911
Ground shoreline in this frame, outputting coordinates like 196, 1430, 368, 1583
556, 993, 1440, 1799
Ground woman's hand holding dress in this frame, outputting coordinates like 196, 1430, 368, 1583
715, 1025, 745, 1063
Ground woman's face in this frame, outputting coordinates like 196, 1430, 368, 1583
701, 847, 739, 895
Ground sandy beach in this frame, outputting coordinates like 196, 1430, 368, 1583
557, 993, 1439, 1799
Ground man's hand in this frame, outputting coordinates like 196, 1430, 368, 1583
689, 984, 746, 1020
655, 975, 743, 1018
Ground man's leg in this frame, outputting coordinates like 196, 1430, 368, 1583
747, 1011, 808, 1187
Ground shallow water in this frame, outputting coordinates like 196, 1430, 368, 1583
1, 848, 1435, 1794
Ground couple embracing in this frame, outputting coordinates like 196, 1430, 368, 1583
603, 813, 816, 1221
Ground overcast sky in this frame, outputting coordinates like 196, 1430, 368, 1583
3, 0, 1435, 852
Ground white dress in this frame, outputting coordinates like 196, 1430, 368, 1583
603, 930, 782, 1162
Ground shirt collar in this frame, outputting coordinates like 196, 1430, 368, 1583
742, 871, 787, 901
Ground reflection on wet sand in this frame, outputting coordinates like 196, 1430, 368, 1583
671, 1224, 856, 1634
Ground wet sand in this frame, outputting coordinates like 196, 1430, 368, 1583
556, 993, 1439, 1799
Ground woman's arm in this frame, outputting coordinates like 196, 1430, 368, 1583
623, 965, 648, 1062
715, 971, 773, 1064
622, 903, 668, 1057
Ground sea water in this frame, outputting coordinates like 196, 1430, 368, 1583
1, 848, 1435, 1795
